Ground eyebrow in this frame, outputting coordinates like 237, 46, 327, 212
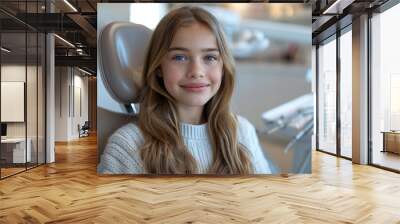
168, 47, 219, 52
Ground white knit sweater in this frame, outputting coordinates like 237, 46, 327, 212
98, 116, 273, 174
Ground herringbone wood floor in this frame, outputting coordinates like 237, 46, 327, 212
1, 134, 400, 223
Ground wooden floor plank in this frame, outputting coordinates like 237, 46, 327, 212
1, 134, 400, 223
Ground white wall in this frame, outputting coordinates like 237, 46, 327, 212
55, 67, 68, 141
1, 65, 26, 81
72, 73, 89, 138
55, 67, 89, 141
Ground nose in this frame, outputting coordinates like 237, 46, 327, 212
187, 58, 205, 79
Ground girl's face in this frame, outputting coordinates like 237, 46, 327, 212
160, 22, 223, 111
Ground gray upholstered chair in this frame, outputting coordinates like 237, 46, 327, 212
97, 22, 152, 161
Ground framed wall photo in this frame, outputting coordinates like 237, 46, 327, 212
97, 3, 312, 175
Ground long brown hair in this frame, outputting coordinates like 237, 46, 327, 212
138, 6, 253, 174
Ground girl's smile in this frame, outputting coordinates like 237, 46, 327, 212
180, 82, 211, 92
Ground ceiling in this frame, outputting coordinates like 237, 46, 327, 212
311, 0, 390, 44
1, 0, 99, 74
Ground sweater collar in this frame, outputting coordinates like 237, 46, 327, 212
180, 122, 208, 139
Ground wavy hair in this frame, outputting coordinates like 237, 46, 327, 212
138, 6, 253, 174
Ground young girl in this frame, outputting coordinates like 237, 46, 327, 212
98, 6, 275, 175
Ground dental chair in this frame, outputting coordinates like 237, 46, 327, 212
261, 93, 313, 173
97, 22, 152, 162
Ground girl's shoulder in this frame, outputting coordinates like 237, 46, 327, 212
107, 122, 145, 148
114, 121, 142, 135
99, 122, 145, 174
235, 115, 256, 136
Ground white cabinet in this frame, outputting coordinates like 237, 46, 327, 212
1, 138, 32, 163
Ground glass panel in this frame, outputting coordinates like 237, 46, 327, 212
340, 29, 352, 158
1, 30, 27, 177
371, 4, 400, 171
0, 1, 46, 178
27, 31, 38, 169
312, 45, 316, 151
27, 0, 40, 170
318, 37, 337, 154
38, 32, 45, 165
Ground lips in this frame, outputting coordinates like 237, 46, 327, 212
181, 83, 210, 88
180, 83, 210, 92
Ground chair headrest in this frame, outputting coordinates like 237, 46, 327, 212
99, 22, 153, 104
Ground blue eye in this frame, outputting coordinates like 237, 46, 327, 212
205, 55, 218, 62
172, 55, 187, 61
